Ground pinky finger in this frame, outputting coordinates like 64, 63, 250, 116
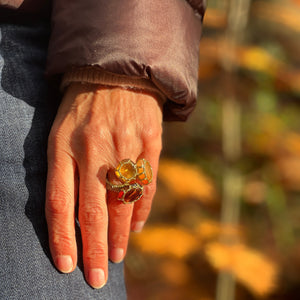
131, 155, 159, 232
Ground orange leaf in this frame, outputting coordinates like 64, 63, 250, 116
203, 8, 227, 29
158, 160, 217, 203
131, 225, 200, 258
238, 47, 282, 75
253, 2, 300, 33
205, 242, 278, 296
196, 220, 221, 241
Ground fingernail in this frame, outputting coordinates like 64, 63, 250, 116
131, 221, 145, 232
88, 268, 106, 289
110, 248, 124, 263
55, 255, 73, 273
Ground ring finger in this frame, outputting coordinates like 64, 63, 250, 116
106, 167, 134, 263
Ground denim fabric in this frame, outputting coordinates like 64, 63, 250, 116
0, 21, 126, 299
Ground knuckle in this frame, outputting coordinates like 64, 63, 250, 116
85, 242, 107, 262
111, 204, 131, 219
120, 127, 135, 141
134, 202, 152, 220
111, 231, 129, 245
80, 202, 107, 225
97, 127, 111, 140
137, 206, 151, 218
142, 126, 162, 141
48, 127, 69, 151
46, 189, 72, 216
79, 128, 97, 151
51, 232, 74, 251
142, 129, 162, 153
114, 127, 136, 150
81, 124, 110, 141
78, 126, 112, 158
145, 184, 157, 197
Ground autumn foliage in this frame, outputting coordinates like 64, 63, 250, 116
125, 1, 300, 299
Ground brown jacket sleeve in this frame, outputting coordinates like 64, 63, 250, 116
47, 0, 206, 121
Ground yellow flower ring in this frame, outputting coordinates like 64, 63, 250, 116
106, 159, 153, 204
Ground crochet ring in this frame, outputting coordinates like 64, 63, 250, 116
106, 158, 153, 204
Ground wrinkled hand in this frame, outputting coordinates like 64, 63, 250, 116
45, 83, 163, 288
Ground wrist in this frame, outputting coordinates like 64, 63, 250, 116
62, 67, 166, 105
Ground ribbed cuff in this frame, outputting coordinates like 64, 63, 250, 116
62, 66, 166, 102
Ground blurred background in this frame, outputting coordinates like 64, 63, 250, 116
125, 0, 300, 299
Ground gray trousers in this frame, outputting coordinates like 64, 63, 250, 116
0, 21, 126, 299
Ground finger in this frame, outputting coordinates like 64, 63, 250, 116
78, 162, 108, 289
46, 152, 77, 274
131, 150, 160, 233
106, 170, 134, 263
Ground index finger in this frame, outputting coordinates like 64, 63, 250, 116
46, 151, 78, 273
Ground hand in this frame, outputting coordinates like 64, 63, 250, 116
45, 83, 163, 288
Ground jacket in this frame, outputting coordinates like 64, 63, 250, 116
0, 0, 206, 121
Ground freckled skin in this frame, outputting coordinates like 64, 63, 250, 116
45, 83, 163, 288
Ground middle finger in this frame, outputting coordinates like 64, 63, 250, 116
78, 161, 108, 289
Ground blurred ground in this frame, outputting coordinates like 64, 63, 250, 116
125, 0, 300, 299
